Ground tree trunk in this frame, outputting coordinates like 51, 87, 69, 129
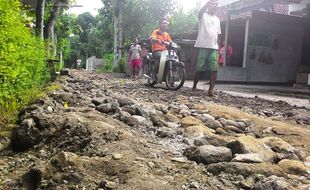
44, 0, 62, 40
44, 0, 62, 57
35, 0, 45, 38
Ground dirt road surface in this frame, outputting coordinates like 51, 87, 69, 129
1, 70, 309, 190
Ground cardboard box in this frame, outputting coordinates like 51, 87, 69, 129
296, 73, 309, 84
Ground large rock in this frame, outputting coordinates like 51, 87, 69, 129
194, 135, 228, 147
184, 145, 232, 165
253, 175, 292, 190
232, 153, 264, 163
124, 115, 152, 127
164, 112, 180, 123
287, 109, 310, 125
205, 120, 223, 130
219, 118, 247, 131
11, 123, 40, 152
227, 136, 276, 163
96, 103, 115, 114
278, 159, 310, 176
91, 98, 105, 106
181, 116, 203, 128
150, 111, 165, 127
122, 105, 137, 115
260, 137, 305, 161
117, 96, 135, 107
224, 125, 243, 133
60, 68, 70, 76
196, 114, 215, 123
184, 125, 214, 138
207, 162, 285, 177
180, 109, 191, 117
41, 151, 128, 189
227, 136, 266, 154
154, 104, 168, 114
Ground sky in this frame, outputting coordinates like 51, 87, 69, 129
67, 0, 242, 16
68, 0, 202, 16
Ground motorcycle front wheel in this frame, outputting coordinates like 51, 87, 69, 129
146, 61, 157, 87
165, 62, 186, 90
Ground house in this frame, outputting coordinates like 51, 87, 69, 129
173, 0, 309, 83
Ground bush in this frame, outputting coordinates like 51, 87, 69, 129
117, 57, 126, 73
0, 0, 49, 125
98, 53, 114, 72
98, 53, 126, 73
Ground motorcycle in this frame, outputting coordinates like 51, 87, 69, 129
144, 41, 186, 90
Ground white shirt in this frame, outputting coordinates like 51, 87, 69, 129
194, 12, 221, 49
130, 44, 141, 60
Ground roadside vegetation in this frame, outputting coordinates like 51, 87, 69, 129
0, 0, 49, 127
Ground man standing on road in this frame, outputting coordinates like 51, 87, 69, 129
192, 0, 221, 97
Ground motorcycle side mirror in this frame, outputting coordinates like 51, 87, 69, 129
171, 42, 179, 49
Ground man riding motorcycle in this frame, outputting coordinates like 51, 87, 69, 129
149, 18, 172, 80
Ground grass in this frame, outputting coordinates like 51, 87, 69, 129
0, 82, 62, 131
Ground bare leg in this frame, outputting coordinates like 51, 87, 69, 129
208, 71, 217, 96
136, 67, 140, 78
132, 66, 135, 78
192, 71, 203, 91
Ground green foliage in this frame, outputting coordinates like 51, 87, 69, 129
117, 57, 126, 73
169, 8, 199, 34
0, 0, 49, 126
63, 0, 199, 70
112, 57, 126, 73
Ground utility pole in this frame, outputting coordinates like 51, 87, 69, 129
118, 1, 123, 63
113, 0, 120, 66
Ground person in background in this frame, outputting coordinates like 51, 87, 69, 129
218, 41, 233, 66
77, 59, 81, 69
128, 38, 142, 78
192, 0, 221, 97
140, 41, 149, 74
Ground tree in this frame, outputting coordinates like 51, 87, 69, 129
63, 0, 195, 69
44, 0, 70, 40
169, 8, 199, 34
55, 13, 78, 63
35, 0, 46, 38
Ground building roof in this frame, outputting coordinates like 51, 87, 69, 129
216, 0, 303, 20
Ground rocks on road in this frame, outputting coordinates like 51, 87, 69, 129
1, 71, 310, 190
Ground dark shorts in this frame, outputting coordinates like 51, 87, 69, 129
152, 51, 162, 61
196, 48, 219, 72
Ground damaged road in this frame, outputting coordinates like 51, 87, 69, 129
0, 70, 310, 190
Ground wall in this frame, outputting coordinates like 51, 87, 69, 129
244, 15, 304, 83
86, 56, 103, 71
217, 66, 247, 81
